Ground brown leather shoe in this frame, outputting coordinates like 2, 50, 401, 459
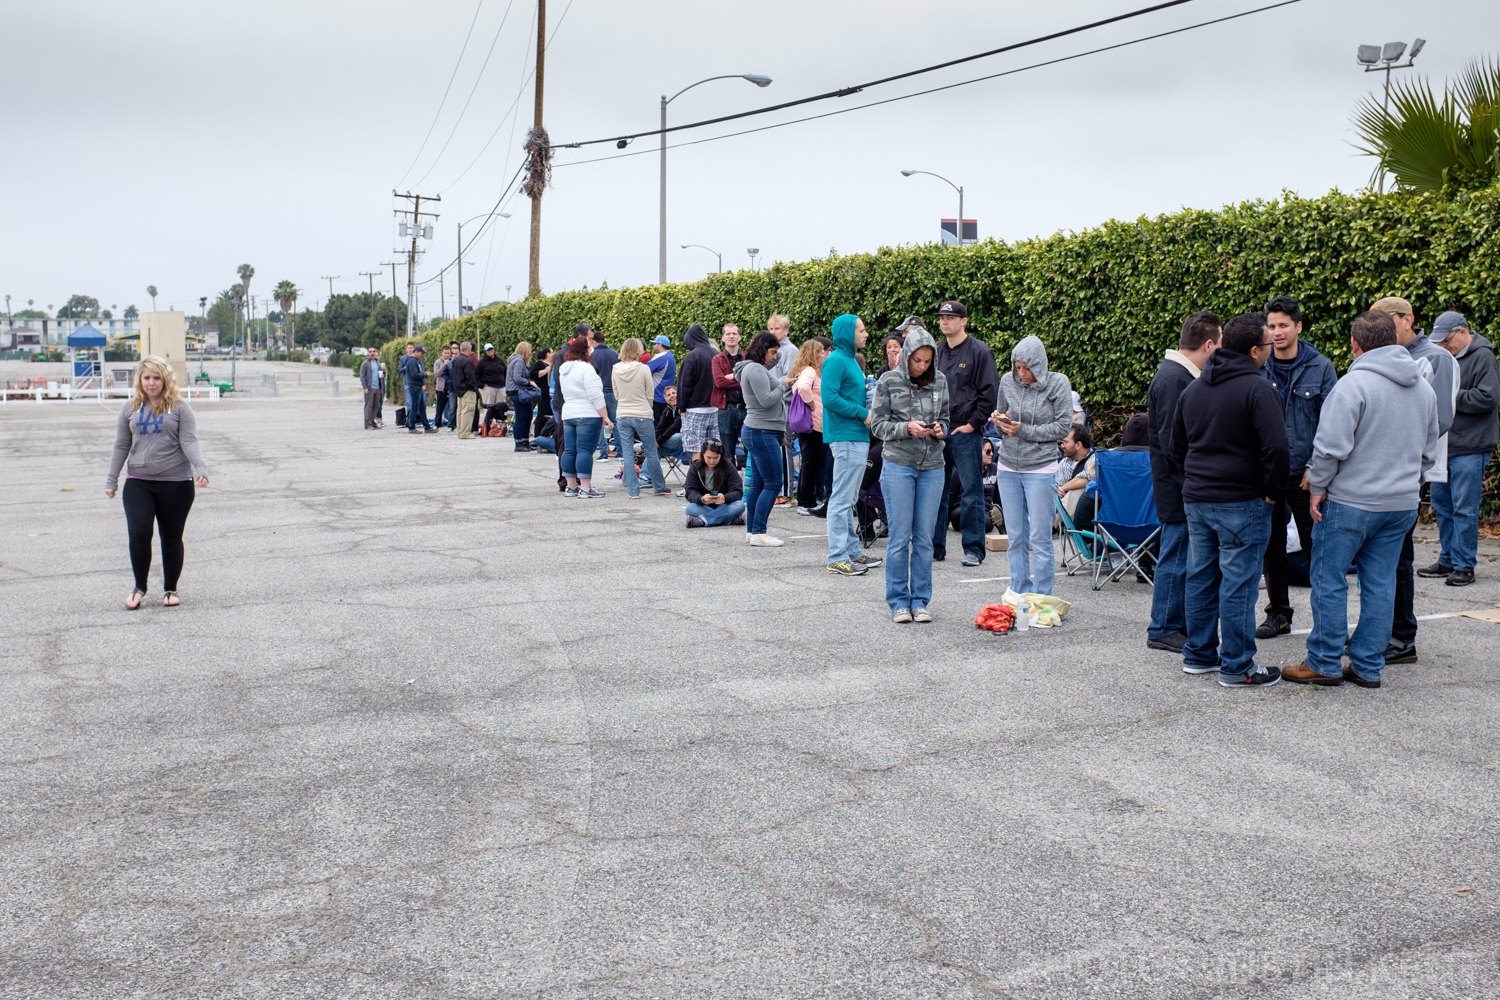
1282, 661, 1343, 686
1342, 664, 1381, 689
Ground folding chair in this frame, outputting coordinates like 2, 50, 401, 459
1089, 450, 1161, 590
1057, 494, 1104, 577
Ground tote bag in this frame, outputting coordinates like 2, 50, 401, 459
788, 393, 813, 434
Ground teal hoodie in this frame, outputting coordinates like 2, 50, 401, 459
820, 314, 870, 442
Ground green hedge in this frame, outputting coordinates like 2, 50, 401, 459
391, 186, 1500, 507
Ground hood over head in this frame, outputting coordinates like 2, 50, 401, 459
830, 314, 859, 356
684, 324, 709, 351
1203, 347, 1266, 385
1349, 343, 1420, 386
900, 328, 940, 381
1010, 335, 1050, 386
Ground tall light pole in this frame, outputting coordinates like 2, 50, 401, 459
680, 244, 723, 275
1356, 38, 1426, 193
659, 73, 772, 285
902, 169, 966, 248
457, 211, 511, 317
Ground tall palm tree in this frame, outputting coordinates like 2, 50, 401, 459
1354, 55, 1500, 195
237, 264, 255, 349
274, 280, 298, 353
146, 285, 158, 311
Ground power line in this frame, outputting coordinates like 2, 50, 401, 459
416, 162, 527, 288
553, 0, 1208, 151
394, 0, 487, 189
554, 0, 1303, 170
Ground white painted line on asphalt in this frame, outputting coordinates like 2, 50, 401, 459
1288, 612, 1461, 636
788, 534, 827, 539
957, 576, 1011, 584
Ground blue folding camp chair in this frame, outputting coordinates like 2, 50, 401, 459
1057, 490, 1103, 577
1089, 450, 1161, 590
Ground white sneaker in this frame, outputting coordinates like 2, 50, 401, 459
747, 534, 785, 547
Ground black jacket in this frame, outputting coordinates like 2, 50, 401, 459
934, 334, 999, 431
1450, 333, 1500, 457
675, 325, 718, 411
475, 354, 508, 388
1168, 350, 1290, 504
590, 344, 620, 392
655, 404, 681, 447
449, 353, 478, 394
1147, 356, 1195, 523
684, 460, 743, 505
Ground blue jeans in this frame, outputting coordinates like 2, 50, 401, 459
881, 462, 944, 612
508, 394, 534, 445
615, 416, 665, 496
743, 427, 783, 535
1184, 499, 1273, 680
718, 406, 746, 467
1307, 502, 1417, 682
1431, 452, 1489, 571
597, 391, 618, 458
997, 469, 1058, 594
561, 418, 602, 480
404, 383, 430, 429
686, 499, 746, 526
827, 440, 869, 563
933, 429, 986, 562
444, 390, 456, 428
1149, 520, 1189, 640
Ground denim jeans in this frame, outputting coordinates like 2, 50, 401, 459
1148, 519, 1189, 640
561, 417, 602, 480
881, 462, 944, 612
718, 406, 746, 467
615, 415, 666, 496
685, 499, 746, 526
1431, 452, 1490, 571
597, 391, 618, 458
444, 390, 456, 428
433, 389, 450, 428
403, 383, 430, 430
1184, 499, 1273, 680
997, 469, 1058, 594
827, 440, 869, 563
743, 427, 783, 535
1306, 502, 1417, 682
508, 394, 534, 445
932, 429, 985, 562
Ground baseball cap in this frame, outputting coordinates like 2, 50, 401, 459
483, 342, 494, 351
412, 344, 425, 354
1372, 296, 1413, 317
653, 335, 671, 347
937, 300, 967, 318
1430, 311, 1468, 342
1070, 390, 1083, 414
895, 315, 924, 332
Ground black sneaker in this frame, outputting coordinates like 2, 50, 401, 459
1445, 569, 1475, 587
1417, 561, 1453, 578
1254, 613, 1291, 639
1342, 664, 1381, 689
1382, 641, 1417, 664
1146, 631, 1187, 653
1218, 664, 1282, 688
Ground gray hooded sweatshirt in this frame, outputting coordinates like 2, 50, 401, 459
1308, 344, 1438, 512
734, 357, 792, 432
871, 329, 951, 471
106, 401, 211, 491
995, 335, 1073, 472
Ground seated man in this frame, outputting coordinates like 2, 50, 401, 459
1057, 424, 1097, 533
655, 385, 683, 461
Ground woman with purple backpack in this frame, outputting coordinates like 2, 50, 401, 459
790, 336, 832, 516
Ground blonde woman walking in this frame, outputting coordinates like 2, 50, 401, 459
104, 357, 211, 609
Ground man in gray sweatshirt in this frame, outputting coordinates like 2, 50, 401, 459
1284, 310, 1438, 689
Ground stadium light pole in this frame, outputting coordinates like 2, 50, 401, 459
659, 74, 772, 285
902, 169, 965, 248
1356, 38, 1426, 192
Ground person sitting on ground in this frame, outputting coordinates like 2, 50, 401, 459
684, 439, 747, 528
655, 385, 683, 462
1057, 424, 1098, 533
1118, 413, 1149, 450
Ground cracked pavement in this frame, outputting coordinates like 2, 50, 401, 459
2, 370, 1498, 998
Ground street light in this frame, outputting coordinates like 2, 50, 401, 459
681, 244, 723, 275
456, 210, 512, 316
902, 169, 967, 248
660, 73, 772, 284
747, 247, 761, 271
1356, 37, 1427, 191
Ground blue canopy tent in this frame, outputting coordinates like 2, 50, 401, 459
67, 324, 108, 388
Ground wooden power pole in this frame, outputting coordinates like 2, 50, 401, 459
527, 0, 546, 298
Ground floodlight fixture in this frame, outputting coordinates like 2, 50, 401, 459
901, 169, 917, 176
1356, 45, 1381, 65
1409, 37, 1426, 59
1382, 41, 1407, 63
743, 75, 773, 87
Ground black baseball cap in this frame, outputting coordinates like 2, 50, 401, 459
937, 301, 967, 318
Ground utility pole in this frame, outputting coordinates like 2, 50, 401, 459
384, 262, 401, 342
321, 275, 339, 299
392, 192, 439, 336
527, 0, 547, 298
359, 270, 381, 340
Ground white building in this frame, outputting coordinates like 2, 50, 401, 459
3, 315, 140, 346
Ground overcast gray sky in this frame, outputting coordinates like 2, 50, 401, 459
5, 0, 1496, 322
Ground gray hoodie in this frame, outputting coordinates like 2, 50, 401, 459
1308, 344, 1438, 513
734, 358, 792, 432
1405, 332, 1458, 483
106, 401, 211, 491
995, 335, 1073, 472
870, 329, 950, 471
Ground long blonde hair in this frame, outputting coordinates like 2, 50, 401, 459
514, 340, 533, 363
130, 356, 181, 415
621, 337, 645, 359
790, 339, 825, 379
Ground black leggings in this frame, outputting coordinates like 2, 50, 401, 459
123, 479, 196, 591
796, 431, 825, 509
